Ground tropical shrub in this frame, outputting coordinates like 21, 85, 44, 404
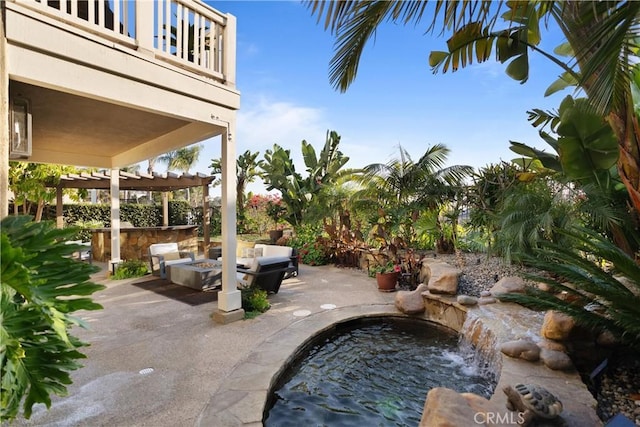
298, 242, 329, 266
241, 286, 270, 317
499, 227, 640, 352
1, 216, 105, 421
290, 224, 329, 266
111, 260, 148, 280
493, 178, 577, 262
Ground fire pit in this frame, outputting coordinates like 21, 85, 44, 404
167, 259, 222, 291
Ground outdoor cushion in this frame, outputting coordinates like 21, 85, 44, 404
254, 244, 292, 258
148, 243, 195, 279
162, 252, 182, 261
236, 240, 255, 257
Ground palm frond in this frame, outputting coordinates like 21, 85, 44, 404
499, 226, 640, 350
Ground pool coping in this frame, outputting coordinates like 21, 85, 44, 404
197, 300, 601, 426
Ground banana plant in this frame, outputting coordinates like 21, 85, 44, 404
261, 131, 349, 227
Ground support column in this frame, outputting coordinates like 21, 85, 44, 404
203, 182, 210, 251
109, 169, 121, 272
56, 186, 63, 228
214, 121, 241, 321
162, 192, 169, 226
0, 3, 9, 220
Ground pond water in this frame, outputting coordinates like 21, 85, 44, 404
264, 317, 496, 426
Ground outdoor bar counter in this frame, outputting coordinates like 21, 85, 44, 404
91, 225, 198, 262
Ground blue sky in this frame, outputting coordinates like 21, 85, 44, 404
191, 1, 570, 194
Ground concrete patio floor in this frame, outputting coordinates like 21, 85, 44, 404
14, 262, 396, 426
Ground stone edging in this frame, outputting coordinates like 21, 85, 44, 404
197, 299, 601, 426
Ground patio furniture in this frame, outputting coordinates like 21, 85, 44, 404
209, 243, 299, 279
167, 259, 222, 291
148, 243, 195, 279
236, 256, 292, 294
66, 240, 92, 264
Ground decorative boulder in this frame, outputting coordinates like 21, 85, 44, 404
478, 296, 497, 305
541, 310, 576, 341
500, 339, 541, 362
490, 276, 527, 298
419, 388, 480, 427
426, 262, 461, 295
596, 330, 619, 347
395, 284, 428, 314
538, 339, 567, 352
540, 348, 574, 371
456, 295, 478, 306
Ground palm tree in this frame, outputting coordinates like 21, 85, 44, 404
354, 144, 472, 249
210, 150, 264, 231
306, 1, 640, 228
159, 145, 202, 202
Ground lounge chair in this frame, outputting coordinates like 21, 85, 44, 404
236, 256, 292, 294
148, 243, 195, 279
209, 244, 299, 279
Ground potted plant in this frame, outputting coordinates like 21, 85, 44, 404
266, 200, 286, 243
372, 260, 400, 292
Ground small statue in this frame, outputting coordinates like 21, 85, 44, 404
503, 383, 563, 426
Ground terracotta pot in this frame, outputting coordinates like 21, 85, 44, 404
269, 229, 283, 243
376, 271, 398, 292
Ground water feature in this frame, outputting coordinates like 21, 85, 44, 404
264, 317, 496, 426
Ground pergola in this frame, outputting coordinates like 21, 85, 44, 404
49, 170, 217, 249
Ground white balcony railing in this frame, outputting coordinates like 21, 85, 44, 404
14, 0, 235, 84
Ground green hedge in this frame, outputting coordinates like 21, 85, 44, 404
44, 202, 221, 237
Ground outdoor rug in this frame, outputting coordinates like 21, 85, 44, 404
131, 278, 219, 306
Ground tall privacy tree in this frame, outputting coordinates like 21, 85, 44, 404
210, 150, 264, 231
306, 0, 640, 225
261, 130, 350, 227
159, 144, 202, 202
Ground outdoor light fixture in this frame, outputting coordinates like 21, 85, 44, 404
9, 96, 32, 159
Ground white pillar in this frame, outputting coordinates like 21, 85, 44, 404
217, 122, 240, 312
56, 186, 63, 228
162, 192, 169, 226
0, 3, 9, 220
110, 168, 121, 270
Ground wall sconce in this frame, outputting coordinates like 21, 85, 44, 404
9, 96, 32, 159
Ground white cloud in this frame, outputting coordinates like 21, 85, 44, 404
200, 95, 332, 195
237, 96, 328, 153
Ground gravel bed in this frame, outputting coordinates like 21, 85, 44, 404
428, 252, 640, 426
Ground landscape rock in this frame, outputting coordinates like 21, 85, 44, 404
541, 310, 576, 341
456, 295, 478, 306
395, 284, 428, 314
500, 339, 541, 362
478, 296, 497, 305
537, 282, 553, 292
426, 262, 461, 295
538, 339, 567, 352
480, 290, 492, 298
490, 276, 527, 297
419, 388, 481, 427
540, 348, 574, 371
596, 330, 619, 347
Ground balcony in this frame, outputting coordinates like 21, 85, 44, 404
4, 0, 239, 168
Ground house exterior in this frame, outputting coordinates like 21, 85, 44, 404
1, 0, 242, 316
